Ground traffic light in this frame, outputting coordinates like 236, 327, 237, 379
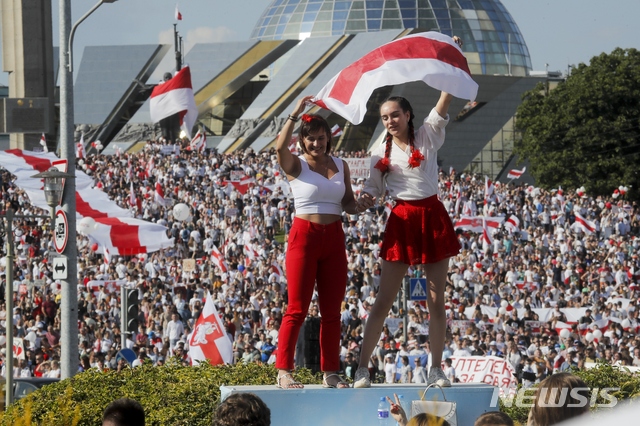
125, 289, 139, 334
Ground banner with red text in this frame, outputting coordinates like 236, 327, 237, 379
448, 355, 517, 390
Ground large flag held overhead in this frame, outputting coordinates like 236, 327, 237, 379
311, 32, 478, 124
0, 150, 173, 255
507, 166, 526, 179
573, 212, 596, 235
453, 215, 504, 233
149, 66, 198, 138
188, 293, 233, 366
77, 216, 174, 256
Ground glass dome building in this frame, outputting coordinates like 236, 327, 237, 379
250, 0, 531, 76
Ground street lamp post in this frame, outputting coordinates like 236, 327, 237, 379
1, 168, 70, 408
59, 0, 117, 380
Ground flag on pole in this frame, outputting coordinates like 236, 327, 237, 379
189, 129, 206, 153
155, 182, 167, 206
311, 32, 478, 124
76, 134, 86, 159
145, 156, 155, 179
507, 166, 526, 179
210, 244, 228, 273
504, 215, 520, 233
573, 212, 596, 235
481, 216, 493, 245
175, 4, 182, 21
39, 134, 48, 152
453, 215, 504, 233
331, 124, 343, 138
188, 293, 233, 365
149, 66, 197, 138
103, 247, 111, 265
484, 176, 493, 205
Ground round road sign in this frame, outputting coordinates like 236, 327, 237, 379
53, 209, 69, 254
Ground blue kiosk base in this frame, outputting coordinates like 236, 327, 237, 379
220, 383, 497, 426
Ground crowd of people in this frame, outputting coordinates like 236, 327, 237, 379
0, 128, 638, 393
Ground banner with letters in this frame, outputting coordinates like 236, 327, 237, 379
344, 158, 371, 180
448, 355, 517, 390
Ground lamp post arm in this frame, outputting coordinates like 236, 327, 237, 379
67, 0, 106, 72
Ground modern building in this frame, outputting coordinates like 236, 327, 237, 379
3, 0, 559, 182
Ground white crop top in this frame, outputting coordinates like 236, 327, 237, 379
289, 156, 345, 215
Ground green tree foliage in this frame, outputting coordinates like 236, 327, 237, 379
514, 48, 640, 196
0, 361, 322, 426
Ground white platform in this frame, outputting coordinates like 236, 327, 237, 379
220, 383, 497, 426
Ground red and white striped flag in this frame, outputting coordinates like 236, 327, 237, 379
331, 124, 343, 137
384, 201, 393, 217
573, 212, 596, 235
210, 244, 228, 273
311, 32, 478, 124
76, 134, 86, 159
154, 182, 167, 206
83, 216, 174, 256
243, 243, 259, 262
175, 4, 182, 21
507, 166, 526, 179
454, 215, 504, 233
484, 176, 493, 205
189, 129, 206, 153
145, 156, 155, 179
188, 293, 233, 366
271, 261, 284, 279
150, 66, 197, 138
129, 181, 137, 209
103, 247, 111, 265
39, 134, 48, 153
115, 146, 122, 158
504, 215, 520, 233
481, 216, 493, 245
288, 135, 299, 153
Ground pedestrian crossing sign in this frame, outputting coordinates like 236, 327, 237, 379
410, 278, 427, 301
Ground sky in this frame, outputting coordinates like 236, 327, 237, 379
1, 0, 639, 86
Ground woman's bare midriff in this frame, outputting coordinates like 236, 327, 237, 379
296, 213, 342, 225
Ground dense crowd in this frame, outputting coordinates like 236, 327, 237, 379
0, 138, 638, 388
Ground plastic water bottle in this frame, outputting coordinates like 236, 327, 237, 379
396, 395, 410, 426
378, 396, 390, 425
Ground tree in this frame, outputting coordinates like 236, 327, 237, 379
514, 48, 640, 197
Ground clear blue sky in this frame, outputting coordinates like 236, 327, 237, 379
1, 0, 639, 86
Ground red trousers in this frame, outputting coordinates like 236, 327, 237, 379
276, 217, 347, 372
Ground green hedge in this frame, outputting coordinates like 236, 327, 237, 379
0, 361, 322, 426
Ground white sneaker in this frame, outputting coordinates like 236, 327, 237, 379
353, 367, 371, 388
428, 367, 451, 387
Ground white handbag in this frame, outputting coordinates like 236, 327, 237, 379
410, 384, 457, 426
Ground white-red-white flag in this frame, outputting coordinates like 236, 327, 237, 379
311, 32, 478, 124
210, 244, 228, 273
384, 201, 393, 217
507, 166, 526, 180
484, 176, 493, 205
150, 66, 197, 138
76, 134, 86, 159
103, 246, 111, 265
115, 146, 122, 158
504, 215, 520, 233
129, 181, 137, 209
145, 156, 155, 179
453, 215, 504, 233
481, 216, 493, 245
175, 4, 182, 21
189, 129, 206, 153
331, 124, 343, 138
81, 216, 174, 256
39, 134, 48, 153
573, 212, 596, 235
271, 261, 284, 279
154, 182, 167, 206
188, 292, 233, 366
243, 243, 259, 262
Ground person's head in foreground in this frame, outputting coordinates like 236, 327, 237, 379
475, 411, 514, 426
527, 373, 589, 426
102, 398, 145, 426
213, 393, 271, 426
407, 413, 450, 426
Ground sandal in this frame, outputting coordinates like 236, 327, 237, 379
277, 372, 304, 389
323, 373, 350, 389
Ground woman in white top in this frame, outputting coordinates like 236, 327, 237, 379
354, 36, 463, 389
275, 96, 360, 389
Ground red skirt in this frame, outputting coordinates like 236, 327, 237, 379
381, 195, 460, 266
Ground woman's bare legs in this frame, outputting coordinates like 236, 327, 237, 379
354, 260, 408, 387
425, 258, 451, 386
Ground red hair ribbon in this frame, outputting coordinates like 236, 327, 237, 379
301, 114, 313, 123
